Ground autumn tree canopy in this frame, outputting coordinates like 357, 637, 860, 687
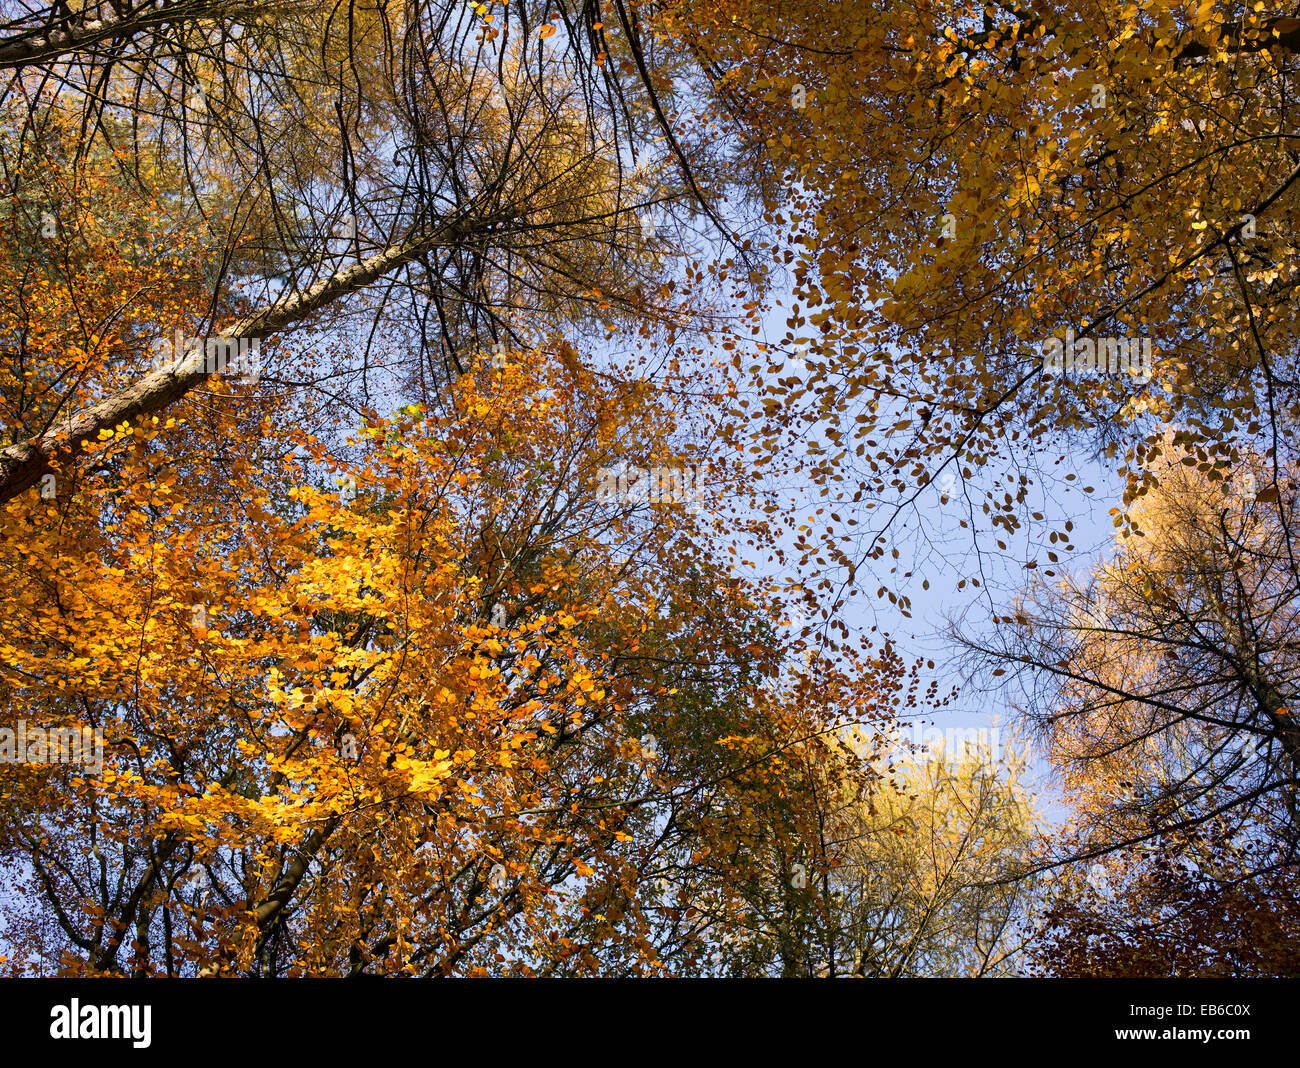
1, 0, 1297, 979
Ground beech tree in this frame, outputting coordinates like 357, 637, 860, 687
666, 0, 1300, 608
0, 322, 878, 974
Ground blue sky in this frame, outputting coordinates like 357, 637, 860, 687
701, 286, 1134, 817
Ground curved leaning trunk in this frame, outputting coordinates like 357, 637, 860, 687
0, 226, 452, 504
